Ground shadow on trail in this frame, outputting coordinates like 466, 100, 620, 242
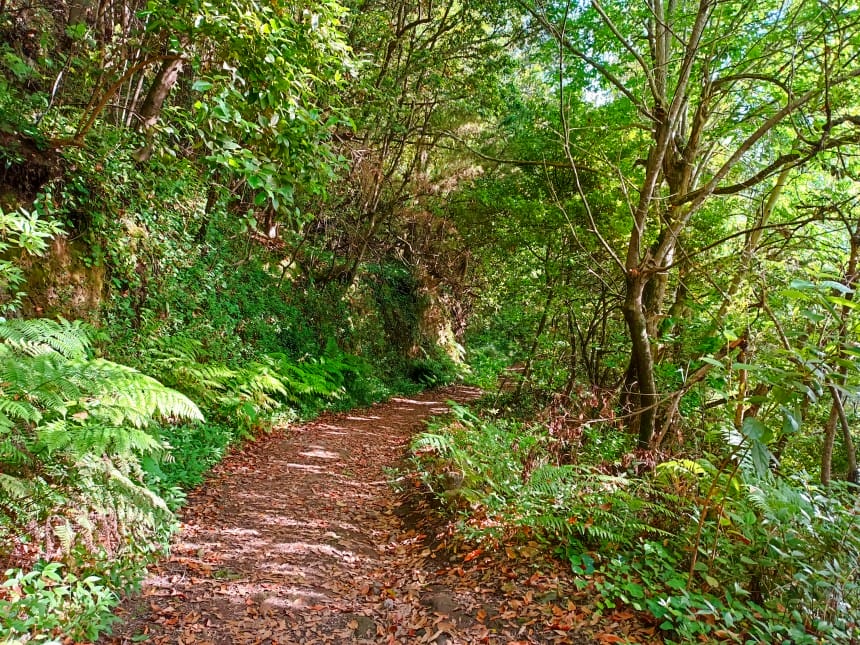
104, 386, 487, 645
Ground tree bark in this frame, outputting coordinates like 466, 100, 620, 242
821, 403, 838, 486
132, 56, 184, 162
821, 224, 859, 485
827, 385, 858, 485
624, 272, 657, 448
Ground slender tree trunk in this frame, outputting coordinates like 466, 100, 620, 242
517, 288, 554, 395
563, 309, 579, 396
132, 56, 184, 162
827, 385, 858, 485
821, 403, 838, 486
624, 272, 657, 448
518, 246, 555, 394
716, 168, 790, 320
822, 224, 859, 485
643, 230, 675, 346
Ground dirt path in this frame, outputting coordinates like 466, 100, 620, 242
103, 387, 647, 645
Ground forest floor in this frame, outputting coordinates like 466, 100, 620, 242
102, 386, 660, 645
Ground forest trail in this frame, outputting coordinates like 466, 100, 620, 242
103, 387, 635, 645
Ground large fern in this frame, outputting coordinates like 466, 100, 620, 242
0, 318, 201, 568
0, 317, 91, 358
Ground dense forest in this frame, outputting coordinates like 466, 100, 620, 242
1, 0, 859, 642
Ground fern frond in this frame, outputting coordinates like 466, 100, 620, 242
413, 432, 457, 456
53, 519, 75, 554
0, 317, 91, 358
94, 456, 170, 515
37, 420, 165, 457
79, 359, 203, 427
0, 396, 41, 424
0, 352, 84, 412
0, 472, 31, 498
0, 439, 30, 468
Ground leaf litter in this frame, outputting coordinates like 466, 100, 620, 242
100, 386, 660, 644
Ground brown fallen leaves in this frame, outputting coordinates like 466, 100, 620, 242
100, 387, 660, 645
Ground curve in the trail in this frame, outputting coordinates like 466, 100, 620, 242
105, 386, 494, 644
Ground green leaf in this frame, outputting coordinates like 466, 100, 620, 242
826, 295, 858, 309
820, 280, 853, 294
788, 279, 817, 291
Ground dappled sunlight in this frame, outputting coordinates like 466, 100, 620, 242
107, 387, 483, 643
273, 541, 360, 562
309, 423, 346, 432
283, 462, 329, 473
392, 405, 451, 416
390, 397, 445, 406
332, 429, 407, 440
219, 527, 260, 537
299, 447, 341, 460
264, 517, 330, 530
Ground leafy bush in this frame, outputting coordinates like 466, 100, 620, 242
0, 205, 64, 313
463, 337, 518, 389
142, 422, 237, 509
411, 403, 860, 644
412, 405, 672, 546
406, 351, 463, 387
592, 474, 860, 644
0, 318, 199, 640
0, 562, 120, 642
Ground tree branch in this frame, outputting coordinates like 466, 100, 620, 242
438, 131, 599, 173
591, 0, 660, 102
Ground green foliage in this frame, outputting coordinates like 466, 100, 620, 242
0, 318, 199, 640
143, 422, 236, 508
0, 319, 201, 470
593, 472, 860, 644
462, 335, 519, 389
0, 562, 119, 641
136, 331, 375, 427
411, 405, 672, 547
406, 351, 462, 387
186, 0, 351, 217
412, 402, 860, 643
0, 205, 64, 313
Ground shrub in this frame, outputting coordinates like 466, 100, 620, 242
0, 318, 199, 640
410, 403, 860, 644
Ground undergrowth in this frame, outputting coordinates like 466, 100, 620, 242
0, 318, 193, 642
0, 110, 462, 641
410, 403, 860, 644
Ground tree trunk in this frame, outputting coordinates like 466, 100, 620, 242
716, 168, 790, 321
517, 289, 554, 395
827, 385, 858, 485
821, 403, 838, 486
132, 56, 184, 162
624, 272, 657, 448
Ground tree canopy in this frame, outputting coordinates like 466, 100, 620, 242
2, 0, 860, 641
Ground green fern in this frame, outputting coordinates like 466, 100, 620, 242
138, 335, 236, 403
52, 520, 75, 554
0, 318, 200, 571
0, 317, 91, 358
267, 354, 344, 403
412, 432, 458, 456
0, 472, 31, 499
